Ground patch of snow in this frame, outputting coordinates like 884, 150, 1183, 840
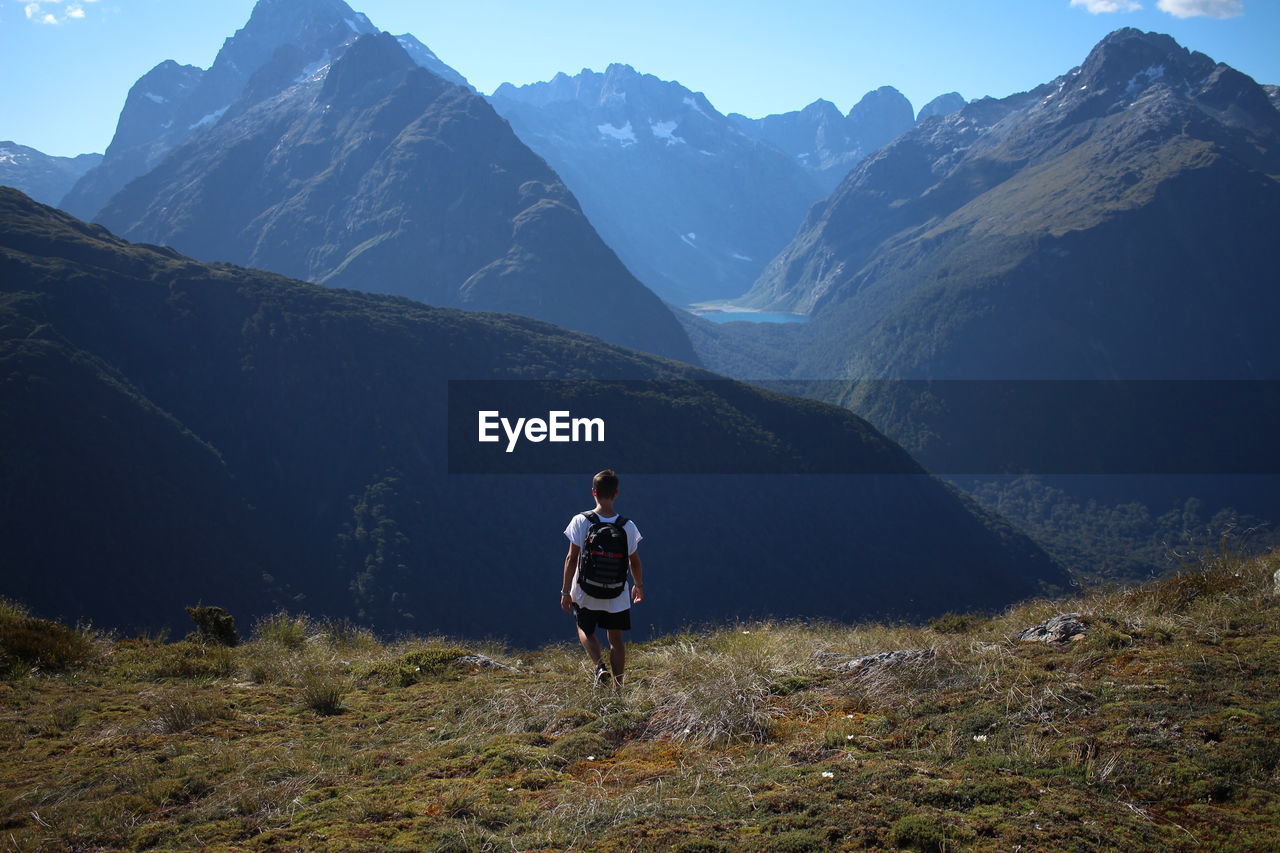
189, 106, 228, 131
650, 120, 684, 145
345, 18, 360, 33
144, 93, 167, 105
597, 121, 637, 146
683, 95, 709, 117
1126, 65, 1166, 98
295, 50, 332, 84
0, 149, 16, 165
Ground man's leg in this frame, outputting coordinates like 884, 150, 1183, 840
606, 629, 625, 686
577, 625, 603, 668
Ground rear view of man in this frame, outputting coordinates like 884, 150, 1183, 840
560, 469, 644, 687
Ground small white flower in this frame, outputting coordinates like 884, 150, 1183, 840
506, 787, 514, 792
683, 727, 691, 734
586, 755, 595, 761
846, 734, 855, 740
973, 734, 988, 742
741, 630, 751, 635
821, 771, 834, 778
845, 714, 854, 719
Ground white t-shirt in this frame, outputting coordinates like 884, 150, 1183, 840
564, 512, 642, 614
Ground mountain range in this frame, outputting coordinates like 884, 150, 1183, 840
734, 28, 1280, 383
726, 87, 954, 195
0, 187, 1066, 643
0, 143, 101, 208
490, 65, 827, 306
74, 1, 692, 362
492, 72, 965, 306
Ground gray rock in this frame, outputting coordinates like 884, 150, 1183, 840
456, 654, 519, 672
1017, 613, 1087, 643
1272, 567, 1280, 595
826, 648, 936, 674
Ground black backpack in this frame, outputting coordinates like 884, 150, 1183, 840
577, 511, 630, 599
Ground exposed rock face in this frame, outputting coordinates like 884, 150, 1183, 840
728, 86, 917, 194
0, 142, 101, 207
917, 92, 967, 121
1017, 614, 1088, 643
819, 648, 938, 673
491, 64, 824, 305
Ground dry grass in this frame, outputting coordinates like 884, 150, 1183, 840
1, 547, 1279, 850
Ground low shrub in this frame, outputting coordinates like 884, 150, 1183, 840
184, 605, 238, 646
889, 814, 945, 852
0, 605, 96, 675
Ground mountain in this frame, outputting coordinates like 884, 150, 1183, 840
700, 30, 1280, 577
1266, 84, 1280, 111
0, 143, 101, 207
728, 86, 920, 194
94, 31, 693, 363
742, 28, 1280, 377
917, 92, 967, 121
0, 187, 1067, 643
490, 64, 826, 306
60, 0, 467, 221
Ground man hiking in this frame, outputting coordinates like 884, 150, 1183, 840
561, 469, 644, 687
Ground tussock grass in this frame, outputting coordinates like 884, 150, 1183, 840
2, 548, 1279, 850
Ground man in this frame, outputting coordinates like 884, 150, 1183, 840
561, 469, 644, 687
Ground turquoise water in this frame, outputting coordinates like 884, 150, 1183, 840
695, 311, 808, 324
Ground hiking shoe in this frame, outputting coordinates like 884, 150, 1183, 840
592, 663, 610, 688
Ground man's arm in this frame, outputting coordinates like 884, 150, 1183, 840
629, 552, 644, 605
561, 543, 579, 614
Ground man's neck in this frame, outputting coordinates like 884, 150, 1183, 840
594, 500, 617, 517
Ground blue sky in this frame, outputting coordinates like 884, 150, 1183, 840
2, 0, 1277, 156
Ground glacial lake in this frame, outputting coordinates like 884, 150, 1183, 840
691, 309, 809, 324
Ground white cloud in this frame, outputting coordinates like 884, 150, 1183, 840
1070, 0, 1143, 12
1156, 0, 1244, 17
19, 0, 98, 25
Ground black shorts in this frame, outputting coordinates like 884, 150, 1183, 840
572, 603, 631, 633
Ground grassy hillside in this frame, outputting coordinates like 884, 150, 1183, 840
3, 548, 1278, 851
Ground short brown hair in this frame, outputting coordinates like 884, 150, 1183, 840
592, 469, 619, 499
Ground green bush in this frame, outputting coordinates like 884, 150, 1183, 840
184, 605, 238, 646
549, 730, 611, 765
0, 608, 96, 675
115, 640, 235, 680
357, 645, 470, 687
927, 611, 984, 634
889, 815, 945, 852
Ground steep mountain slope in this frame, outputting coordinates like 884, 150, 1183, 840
0, 188, 1066, 642
490, 65, 826, 306
61, 0, 385, 220
728, 87, 921, 194
744, 28, 1280, 380
0, 143, 101, 208
95, 33, 694, 363
917, 92, 967, 121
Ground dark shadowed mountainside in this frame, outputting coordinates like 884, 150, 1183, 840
0, 188, 1067, 643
